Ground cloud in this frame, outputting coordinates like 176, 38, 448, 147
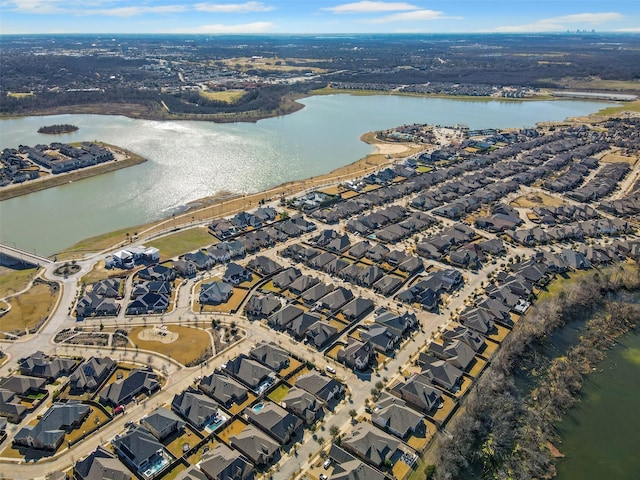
615, 27, 640, 32
173, 21, 274, 33
322, 1, 418, 14
194, 2, 274, 13
88, 5, 188, 18
493, 12, 625, 33
364, 9, 451, 23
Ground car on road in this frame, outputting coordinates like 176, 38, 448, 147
325, 366, 336, 374
320, 474, 328, 480
114, 405, 126, 415
323, 458, 332, 469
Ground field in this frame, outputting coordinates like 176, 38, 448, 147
221, 57, 328, 74
510, 192, 564, 208
200, 89, 247, 103
0, 266, 39, 297
147, 228, 215, 261
129, 325, 212, 366
0, 282, 58, 334
80, 260, 119, 284
599, 153, 638, 164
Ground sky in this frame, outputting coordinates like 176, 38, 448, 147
0, 0, 639, 35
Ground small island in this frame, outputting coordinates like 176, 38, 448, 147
37, 123, 79, 134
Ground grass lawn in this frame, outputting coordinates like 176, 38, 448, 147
430, 395, 456, 424
130, 325, 212, 366
160, 463, 187, 480
392, 458, 413, 480
0, 282, 58, 333
599, 152, 638, 164
596, 101, 640, 116
406, 419, 435, 453
148, 227, 214, 261
66, 407, 109, 445
200, 89, 247, 103
216, 418, 248, 446
509, 192, 564, 208
80, 260, 121, 284
227, 392, 256, 416
164, 425, 200, 458
268, 384, 291, 403
7, 92, 34, 98
199, 287, 249, 314
279, 357, 302, 379
57, 226, 137, 259
0, 266, 39, 297
187, 438, 219, 465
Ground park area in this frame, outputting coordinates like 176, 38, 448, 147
129, 325, 212, 366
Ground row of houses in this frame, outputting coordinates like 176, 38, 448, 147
20, 142, 114, 175
505, 218, 631, 246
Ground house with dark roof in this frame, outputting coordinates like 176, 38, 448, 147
173, 259, 197, 278
14, 401, 90, 451
0, 388, 27, 423
222, 263, 252, 285
99, 368, 160, 407
301, 283, 334, 304
141, 407, 185, 441
327, 444, 386, 480
244, 293, 282, 320
112, 426, 169, 478
199, 282, 233, 305
319, 287, 354, 311
305, 321, 338, 348
125, 292, 170, 316
171, 388, 220, 430
373, 275, 403, 296
223, 355, 274, 390
268, 304, 303, 329
91, 278, 121, 298
137, 265, 176, 282
0, 374, 47, 395
341, 297, 374, 321
341, 422, 404, 468
184, 251, 214, 271
360, 325, 399, 353
420, 359, 464, 393
199, 373, 248, 409
229, 424, 279, 466
371, 392, 426, 439
70, 356, 116, 394
337, 338, 374, 371
459, 307, 495, 335
288, 275, 320, 295
272, 267, 302, 289
249, 343, 290, 372
295, 372, 344, 404
247, 256, 282, 276
280, 386, 324, 424
374, 309, 418, 337
288, 312, 321, 339
74, 446, 133, 480
198, 442, 254, 480
19, 351, 78, 381
394, 373, 443, 414
245, 401, 302, 445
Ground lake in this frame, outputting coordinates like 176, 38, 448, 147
0, 94, 614, 255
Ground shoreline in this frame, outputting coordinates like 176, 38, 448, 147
0, 145, 147, 202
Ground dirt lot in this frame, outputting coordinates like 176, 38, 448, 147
129, 325, 212, 366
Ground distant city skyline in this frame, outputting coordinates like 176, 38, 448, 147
1, 0, 638, 35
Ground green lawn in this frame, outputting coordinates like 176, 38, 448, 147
268, 384, 290, 403
148, 228, 215, 261
0, 267, 39, 298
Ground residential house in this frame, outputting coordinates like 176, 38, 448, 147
69, 356, 117, 394
247, 256, 282, 276
112, 426, 168, 477
341, 422, 403, 468
223, 355, 274, 391
244, 401, 302, 445
337, 338, 374, 371
268, 304, 303, 329
0, 389, 27, 423
319, 287, 354, 311
222, 263, 252, 285
198, 442, 254, 480
19, 351, 78, 381
420, 359, 464, 393
295, 372, 344, 404
229, 424, 279, 466
75, 293, 121, 318
249, 343, 290, 372
394, 373, 443, 414
99, 368, 160, 407
173, 259, 197, 278
14, 401, 90, 451
199, 373, 248, 409
218, 240, 245, 258
371, 392, 426, 439
74, 446, 133, 480
305, 321, 338, 348
373, 275, 403, 296
207, 246, 231, 264
327, 444, 386, 480
272, 267, 302, 289
301, 283, 334, 305
288, 275, 319, 295
183, 251, 214, 271
125, 292, 170, 316
199, 282, 233, 305
341, 298, 374, 321
288, 312, 322, 339
360, 326, 399, 353
244, 293, 282, 320
141, 407, 185, 441
373, 309, 417, 337
280, 387, 324, 424
91, 278, 121, 298
137, 265, 176, 282
171, 389, 221, 430
428, 339, 476, 372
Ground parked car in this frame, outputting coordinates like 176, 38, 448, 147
325, 366, 336, 374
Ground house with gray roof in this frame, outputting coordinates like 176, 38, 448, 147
245, 401, 302, 445
199, 282, 233, 305
280, 387, 324, 424
420, 359, 464, 393
305, 321, 338, 348
250, 342, 290, 372
288, 312, 321, 339
341, 297, 374, 321
247, 256, 282, 276
199, 373, 248, 409
75, 446, 133, 480
0, 389, 27, 423
268, 304, 303, 329
373, 309, 417, 337
222, 263, 252, 285
14, 401, 90, 451
70, 356, 116, 394
341, 422, 403, 468
272, 267, 302, 289
244, 293, 281, 319
112, 426, 169, 478
91, 278, 122, 298
371, 392, 426, 439
0, 375, 46, 395
223, 355, 274, 390
328, 444, 386, 480
373, 275, 403, 296
428, 339, 476, 372
229, 424, 279, 466
459, 307, 495, 335
301, 282, 334, 304
394, 373, 443, 414
198, 442, 254, 480
288, 275, 320, 295
319, 287, 354, 311
360, 326, 399, 353
337, 338, 374, 371
295, 372, 344, 404
19, 351, 78, 381
141, 407, 185, 441
171, 389, 220, 429
99, 368, 160, 407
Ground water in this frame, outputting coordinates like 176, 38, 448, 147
0, 95, 614, 255
556, 330, 640, 479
